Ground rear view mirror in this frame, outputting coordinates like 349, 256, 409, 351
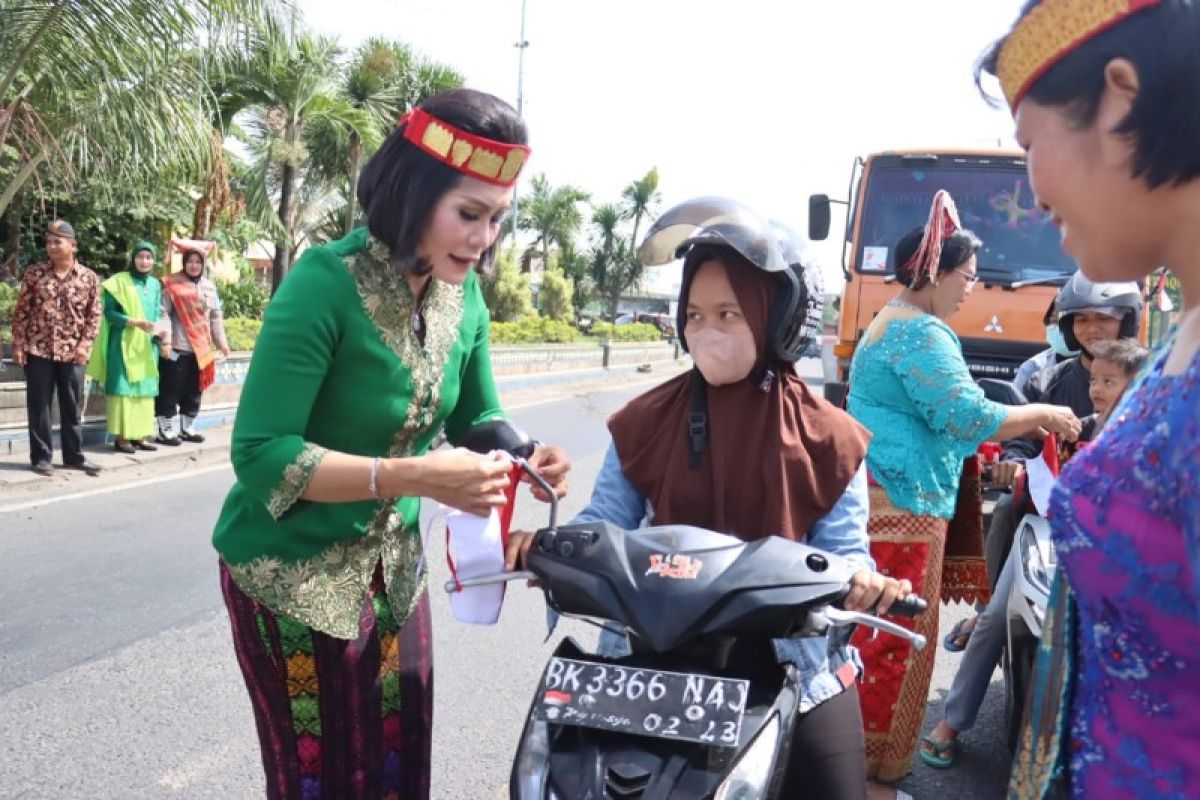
808, 194, 832, 241
457, 419, 537, 460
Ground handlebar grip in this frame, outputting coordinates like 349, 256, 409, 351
886, 594, 928, 617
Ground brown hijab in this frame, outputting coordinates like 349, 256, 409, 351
608, 249, 870, 541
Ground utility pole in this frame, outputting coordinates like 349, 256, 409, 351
510, 0, 529, 239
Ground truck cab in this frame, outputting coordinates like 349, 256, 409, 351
812, 150, 1076, 406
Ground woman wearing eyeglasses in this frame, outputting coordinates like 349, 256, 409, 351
844, 190, 1080, 796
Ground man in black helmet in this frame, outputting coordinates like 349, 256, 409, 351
948, 271, 1142, 651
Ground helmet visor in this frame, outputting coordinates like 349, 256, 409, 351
638, 196, 789, 273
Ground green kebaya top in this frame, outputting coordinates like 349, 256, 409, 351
212, 227, 505, 638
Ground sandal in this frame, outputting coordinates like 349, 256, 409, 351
918, 734, 957, 769
943, 615, 977, 652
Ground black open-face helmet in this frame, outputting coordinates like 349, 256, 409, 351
638, 197, 823, 364
1055, 271, 1142, 352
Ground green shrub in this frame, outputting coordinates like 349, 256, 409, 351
490, 314, 580, 344
614, 323, 662, 342
224, 317, 263, 351
480, 247, 534, 322
217, 276, 270, 320
0, 282, 17, 328
592, 321, 660, 342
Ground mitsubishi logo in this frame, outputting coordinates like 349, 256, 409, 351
985, 315, 1004, 334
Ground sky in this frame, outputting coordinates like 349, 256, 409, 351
300, 0, 1029, 294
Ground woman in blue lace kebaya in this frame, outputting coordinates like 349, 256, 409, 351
981, 2, 1200, 797
846, 191, 1080, 791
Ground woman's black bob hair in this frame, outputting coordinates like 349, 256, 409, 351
356, 88, 527, 275
893, 227, 983, 289
977, 0, 1200, 189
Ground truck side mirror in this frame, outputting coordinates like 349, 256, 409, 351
808, 194, 832, 241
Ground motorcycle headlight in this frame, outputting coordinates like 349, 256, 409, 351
512, 717, 551, 800
714, 715, 781, 800
1019, 523, 1053, 595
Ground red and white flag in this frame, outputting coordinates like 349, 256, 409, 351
1024, 433, 1061, 516
439, 461, 522, 625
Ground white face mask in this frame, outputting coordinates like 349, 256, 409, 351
688, 327, 758, 386
1046, 324, 1079, 357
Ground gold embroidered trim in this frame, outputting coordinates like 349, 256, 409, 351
267, 443, 328, 520
225, 520, 427, 639
348, 236, 465, 617
996, 0, 1161, 110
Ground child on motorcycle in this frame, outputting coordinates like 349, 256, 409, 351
508, 198, 914, 800
918, 339, 1148, 770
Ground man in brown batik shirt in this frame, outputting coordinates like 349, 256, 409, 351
10, 220, 103, 475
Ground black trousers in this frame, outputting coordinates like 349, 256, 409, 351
155, 351, 202, 419
780, 683, 868, 800
24, 354, 86, 466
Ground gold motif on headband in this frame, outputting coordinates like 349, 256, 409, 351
450, 139, 474, 167
467, 148, 504, 180
399, 106, 531, 187
422, 121, 454, 158
499, 150, 527, 184
997, 0, 1161, 111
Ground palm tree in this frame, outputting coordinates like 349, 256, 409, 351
237, 19, 375, 290
307, 39, 463, 237
620, 167, 662, 254
589, 202, 621, 292
519, 173, 590, 271
0, 0, 281, 220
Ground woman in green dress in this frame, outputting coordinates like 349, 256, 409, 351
87, 241, 166, 453
213, 88, 569, 800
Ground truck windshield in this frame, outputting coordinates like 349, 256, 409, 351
855, 161, 1076, 285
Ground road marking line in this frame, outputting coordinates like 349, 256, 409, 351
0, 462, 233, 513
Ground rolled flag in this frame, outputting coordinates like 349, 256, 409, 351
441, 461, 523, 625
1023, 433, 1061, 516
1154, 271, 1175, 312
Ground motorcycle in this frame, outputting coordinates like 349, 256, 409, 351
976, 379, 1057, 751
452, 420, 929, 799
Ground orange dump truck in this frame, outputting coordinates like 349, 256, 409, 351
810, 150, 1081, 406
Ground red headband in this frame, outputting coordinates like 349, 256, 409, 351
901, 190, 962, 285
398, 108, 530, 187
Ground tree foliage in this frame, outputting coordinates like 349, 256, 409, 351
517, 173, 590, 271
539, 261, 575, 323
0, 0, 285, 220
479, 246, 533, 323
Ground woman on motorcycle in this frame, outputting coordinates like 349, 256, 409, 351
512, 198, 914, 800
981, 2, 1200, 796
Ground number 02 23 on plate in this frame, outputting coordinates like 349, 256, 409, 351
534, 657, 749, 747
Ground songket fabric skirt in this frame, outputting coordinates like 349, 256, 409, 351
853, 486, 948, 782
220, 561, 434, 800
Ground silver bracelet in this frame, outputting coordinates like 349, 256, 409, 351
368, 457, 382, 500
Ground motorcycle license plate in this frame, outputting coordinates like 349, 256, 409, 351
534, 657, 749, 747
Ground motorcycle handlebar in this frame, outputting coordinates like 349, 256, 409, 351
887, 593, 928, 617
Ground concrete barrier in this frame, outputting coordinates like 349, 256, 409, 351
0, 341, 681, 455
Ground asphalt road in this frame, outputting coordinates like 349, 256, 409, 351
0, 368, 1009, 799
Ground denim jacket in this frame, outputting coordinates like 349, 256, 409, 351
561, 442, 874, 714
